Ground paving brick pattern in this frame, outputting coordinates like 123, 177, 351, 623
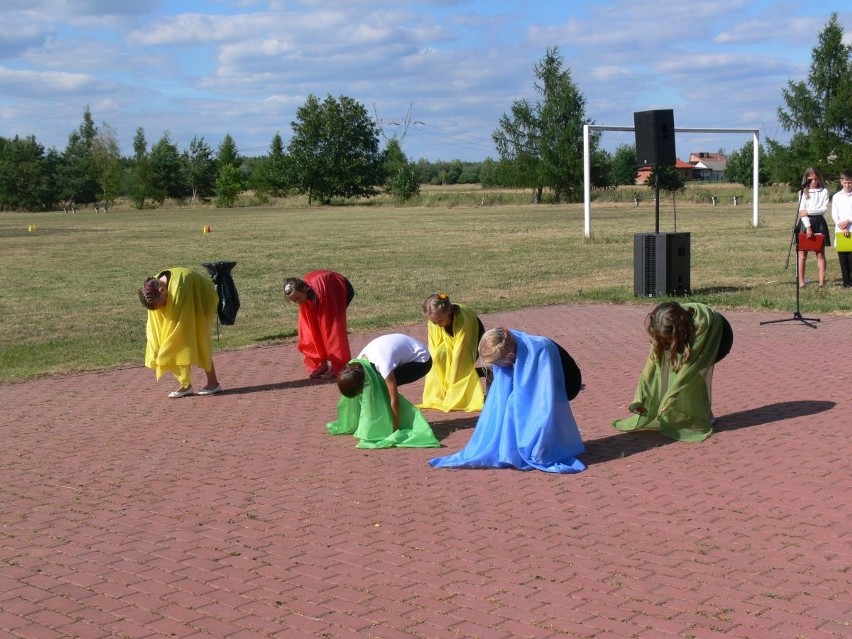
1, 303, 850, 638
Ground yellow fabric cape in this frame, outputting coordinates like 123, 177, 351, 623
145, 267, 218, 387
612, 302, 723, 442
418, 304, 485, 412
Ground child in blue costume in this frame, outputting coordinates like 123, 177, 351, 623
429, 328, 586, 473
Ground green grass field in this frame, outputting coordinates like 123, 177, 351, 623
1, 190, 848, 383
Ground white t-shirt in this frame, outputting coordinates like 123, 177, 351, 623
357, 333, 430, 378
831, 189, 852, 232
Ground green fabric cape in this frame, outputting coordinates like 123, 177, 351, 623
326, 358, 440, 449
612, 303, 723, 442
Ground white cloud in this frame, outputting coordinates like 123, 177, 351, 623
0, 1, 849, 160
0, 22, 51, 58
0, 65, 96, 95
130, 13, 243, 45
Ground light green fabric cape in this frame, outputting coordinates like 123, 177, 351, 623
326, 358, 440, 448
612, 303, 722, 442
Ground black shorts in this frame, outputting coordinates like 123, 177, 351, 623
715, 315, 733, 364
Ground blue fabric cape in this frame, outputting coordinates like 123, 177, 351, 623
429, 331, 586, 473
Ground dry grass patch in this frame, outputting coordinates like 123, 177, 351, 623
0, 197, 849, 382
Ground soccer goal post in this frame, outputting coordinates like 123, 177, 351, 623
582, 124, 761, 238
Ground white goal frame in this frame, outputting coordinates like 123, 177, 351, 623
582, 124, 761, 238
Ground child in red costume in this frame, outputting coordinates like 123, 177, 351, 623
284, 270, 354, 378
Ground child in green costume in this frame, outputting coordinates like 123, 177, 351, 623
327, 333, 439, 448
612, 302, 733, 442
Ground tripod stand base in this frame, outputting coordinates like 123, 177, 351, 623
767, 197, 821, 330
760, 312, 820, 328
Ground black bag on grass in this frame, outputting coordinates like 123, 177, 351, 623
202, 261, 240, 325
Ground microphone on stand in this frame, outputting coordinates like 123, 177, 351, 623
800, 178, 811, 191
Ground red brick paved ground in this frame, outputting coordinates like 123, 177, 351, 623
1, 303, 850, 638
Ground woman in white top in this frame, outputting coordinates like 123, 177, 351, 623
797, 166, 830, 288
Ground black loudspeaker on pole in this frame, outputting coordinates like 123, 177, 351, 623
634, 109, 676, 167
634, 109, 676, 234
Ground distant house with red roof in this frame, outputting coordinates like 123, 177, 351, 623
688, 152, 727, 180
634, 152, 727, 184
634, 159, 699, 185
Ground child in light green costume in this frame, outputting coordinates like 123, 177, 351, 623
327, 359, 440, 449
613, 302, 733, 442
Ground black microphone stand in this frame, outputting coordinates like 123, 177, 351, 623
761, 184, 820, 328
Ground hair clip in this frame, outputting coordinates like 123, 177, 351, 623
438, 292, 448, 300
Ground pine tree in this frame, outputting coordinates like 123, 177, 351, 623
775, 12, 852, 185
492, 47, 599, 203
184, 136, 216, 204
128, 127, 150, 209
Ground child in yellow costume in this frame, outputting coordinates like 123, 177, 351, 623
418, 293, 485, 412
139, 267, 222, 398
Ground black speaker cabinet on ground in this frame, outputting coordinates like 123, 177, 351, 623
634, 109, 676, 166
634, 232, 691, 297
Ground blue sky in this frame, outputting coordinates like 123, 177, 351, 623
0, 1, 849, 162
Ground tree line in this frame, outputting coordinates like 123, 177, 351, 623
1, 14, 849, 212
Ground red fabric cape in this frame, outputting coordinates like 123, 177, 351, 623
297, 270, 352, 373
